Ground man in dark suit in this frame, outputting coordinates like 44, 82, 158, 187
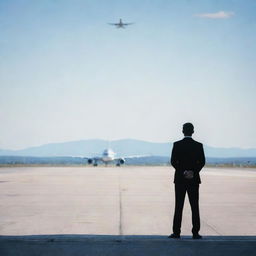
169, 123, 205, 239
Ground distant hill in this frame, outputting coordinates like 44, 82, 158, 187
0, 155, 255, 166
0, 139, 256, 158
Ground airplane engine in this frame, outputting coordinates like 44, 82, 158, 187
116, 158, 125, 166
88, 159, 93, 164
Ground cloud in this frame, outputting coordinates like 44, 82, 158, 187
195, 11, 235, 19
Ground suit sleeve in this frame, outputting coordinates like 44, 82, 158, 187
171, 143, 179, 170
196, 144, 205, 172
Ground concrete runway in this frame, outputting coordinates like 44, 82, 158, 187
0, 166, 256, 236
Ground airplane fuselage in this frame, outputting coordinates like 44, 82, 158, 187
102, 149, 115, 162
117, 19, 125, 28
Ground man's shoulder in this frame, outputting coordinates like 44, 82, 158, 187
173, 139, 203, 147
173, 140, 183, 145
193, 140, 203, 147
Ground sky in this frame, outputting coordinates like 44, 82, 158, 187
0, 0, 256, 150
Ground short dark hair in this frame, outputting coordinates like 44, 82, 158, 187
183, 123, 194, 136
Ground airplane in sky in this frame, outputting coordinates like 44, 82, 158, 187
86, 148, 145, 166
108, 19, 133, 28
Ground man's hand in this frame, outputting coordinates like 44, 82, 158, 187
184, 170, 194, 179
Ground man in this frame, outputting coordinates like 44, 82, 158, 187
169, 123, 205, 239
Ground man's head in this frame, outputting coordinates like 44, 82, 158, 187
183, 122, 194, 136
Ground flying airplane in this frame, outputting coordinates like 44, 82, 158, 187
108, 19, 133, 28
86, 148, 145, 166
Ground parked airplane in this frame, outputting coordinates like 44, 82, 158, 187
108, 19, 133, 28
86, 148, 144, 166
87, 149, 124, 166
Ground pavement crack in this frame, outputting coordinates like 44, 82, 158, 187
201, 218, 222, 235
118, 174, 123, 236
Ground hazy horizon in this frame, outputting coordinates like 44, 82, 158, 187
2, 137, 256, 151
1, 0, 256, 150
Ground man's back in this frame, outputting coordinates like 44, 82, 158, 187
171, 137, 205, 184
169, 123, 205, 239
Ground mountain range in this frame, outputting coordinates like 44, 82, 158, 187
1, 139, 256, 158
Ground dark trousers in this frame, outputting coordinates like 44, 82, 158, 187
173, 183, 200, 235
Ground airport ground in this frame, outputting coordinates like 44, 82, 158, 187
0, 166, 256, 255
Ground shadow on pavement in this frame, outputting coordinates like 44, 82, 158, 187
1, 235, 256, 256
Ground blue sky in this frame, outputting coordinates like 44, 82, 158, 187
0, 0, 256, 149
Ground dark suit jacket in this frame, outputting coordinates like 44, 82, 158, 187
171, 137, 205, 184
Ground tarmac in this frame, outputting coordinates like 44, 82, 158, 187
0, 166, 256, 255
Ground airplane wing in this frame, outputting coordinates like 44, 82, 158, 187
108, 23, 118, 25
89, 157, 102, 161
123, 23, 134, 25
122, 154, 151, 159
113, 155, 151, 161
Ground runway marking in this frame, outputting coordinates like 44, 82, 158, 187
118, 174, 123, 236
